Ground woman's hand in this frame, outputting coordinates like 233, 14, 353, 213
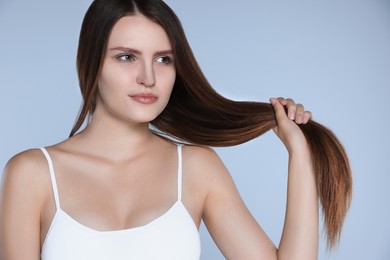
270, 97, 312, 154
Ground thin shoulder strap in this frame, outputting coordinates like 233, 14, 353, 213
40, 147, 61, 209
177, 144, 183, 201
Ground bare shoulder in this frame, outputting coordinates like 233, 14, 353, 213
3, 148, 48, 181
182, 145, 226, 173
1, 148, 50, 204
182, 145, 236, 193
0, 149, 51, 258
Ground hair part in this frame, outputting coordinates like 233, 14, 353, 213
71, 0, 352, 248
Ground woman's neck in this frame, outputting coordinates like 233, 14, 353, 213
71, 109, 157, 162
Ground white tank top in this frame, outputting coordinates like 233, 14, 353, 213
40, 145, 201, 260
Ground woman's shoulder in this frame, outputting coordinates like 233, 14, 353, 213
4, 148, 48, 174
2, 148, 51, 201
182, 144, 233, 187
183, 145, 222, 167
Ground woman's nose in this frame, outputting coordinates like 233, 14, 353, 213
136, 61, 156, 87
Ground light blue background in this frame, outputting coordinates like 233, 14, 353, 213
1, 0, 389, 259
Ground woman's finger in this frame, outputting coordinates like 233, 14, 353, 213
285, 98, 297, 120
270, 98, 288, 121
295, 103, 305, 124
277, 97, 289, 106
273, 97, 312, 124
303, 111, 312, 124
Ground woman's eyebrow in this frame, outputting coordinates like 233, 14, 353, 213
109, 46, 173, 56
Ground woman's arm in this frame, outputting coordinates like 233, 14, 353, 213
271, 97, 318, 259
202, 98, 318, 259
0, 150, 46, 260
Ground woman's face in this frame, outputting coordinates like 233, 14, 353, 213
96, 14, 176, 124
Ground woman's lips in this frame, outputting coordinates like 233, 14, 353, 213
129, 93, 158, 104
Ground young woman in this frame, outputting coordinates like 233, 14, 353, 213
0, 0, 352, 259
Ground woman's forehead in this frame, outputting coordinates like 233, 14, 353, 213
107, 14, 172, 51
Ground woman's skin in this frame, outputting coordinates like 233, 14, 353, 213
0, 14, 317, 260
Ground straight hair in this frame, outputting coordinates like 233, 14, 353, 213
71, 0, 352, 248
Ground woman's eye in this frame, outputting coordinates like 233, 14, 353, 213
117, 54, 136, 62
156, 56, 173, 64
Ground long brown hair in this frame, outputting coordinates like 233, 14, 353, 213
71, 0, 352, 248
